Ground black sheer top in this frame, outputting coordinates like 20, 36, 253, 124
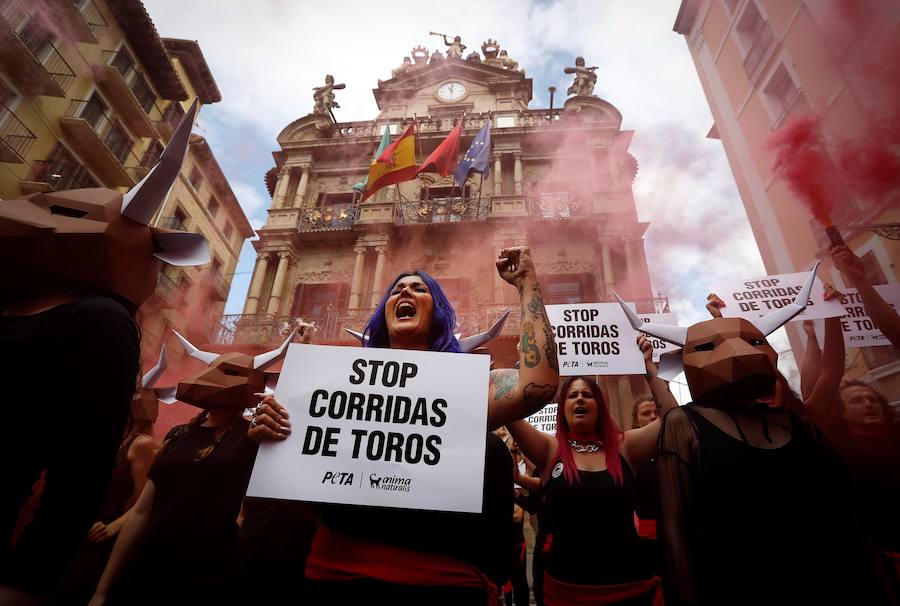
658, 404, 894, 606
543, 456, 650, 585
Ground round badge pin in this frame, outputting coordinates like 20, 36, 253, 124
552, 462, 564, 478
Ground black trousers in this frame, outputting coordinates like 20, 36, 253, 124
0, 296, 139, 594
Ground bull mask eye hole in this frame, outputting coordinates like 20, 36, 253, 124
222, 369, 242, 376
49, 205, 89, 218
750, 338, 766, 346
694, 342, 715, 352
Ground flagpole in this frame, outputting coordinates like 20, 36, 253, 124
413, 114, 425, 164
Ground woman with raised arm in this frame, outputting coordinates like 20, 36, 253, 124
249, 246, 557, 605
504, 335, 677, 606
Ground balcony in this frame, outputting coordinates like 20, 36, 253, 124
154, 101, 184, 142
21, 157, 97, 193
159, 215, 188, 230
528, 193, 586, 220
395, 196, 491, 225
742, 22, 775, 81
92, 50, 156, 137
58, 99, 142, 187
0, 0, 76, 97
210, 270, 229, 301
299, 202, 357, 231
0, 104, 36, 162
44, 0, 106, 43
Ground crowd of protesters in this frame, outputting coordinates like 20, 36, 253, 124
1, 242, 898, 606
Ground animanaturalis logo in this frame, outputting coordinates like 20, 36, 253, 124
368, 473, 412, 492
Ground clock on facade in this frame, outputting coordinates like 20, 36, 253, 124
436, 81, 467, 102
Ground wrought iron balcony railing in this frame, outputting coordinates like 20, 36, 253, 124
299, 202, 357, 231
395, 196, 491, 225
0, 103, 36, 161
528, 193, 585, 219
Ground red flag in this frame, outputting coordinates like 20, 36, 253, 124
414, 120, 463, 177
377, 124, 416, 164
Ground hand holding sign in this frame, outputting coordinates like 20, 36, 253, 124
248, 393, 291, 442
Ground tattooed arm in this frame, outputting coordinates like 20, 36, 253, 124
487, 247, 559, 430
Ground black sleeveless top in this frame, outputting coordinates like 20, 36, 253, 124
544, 455, 650, 585
677, 405, 891, 606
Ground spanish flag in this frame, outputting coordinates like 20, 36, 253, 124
362, 124, 417, 201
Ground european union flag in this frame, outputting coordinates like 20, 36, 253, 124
452, 120, 491, 186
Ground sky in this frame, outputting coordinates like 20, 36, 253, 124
142, 0, 797, 384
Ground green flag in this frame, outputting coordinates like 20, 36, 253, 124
353, 126, 392, 193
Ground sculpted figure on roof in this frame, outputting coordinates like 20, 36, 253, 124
564, 56, 598, 97
313, 74, 345, 115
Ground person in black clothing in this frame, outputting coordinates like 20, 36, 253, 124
507, 356, 678, 605
514, 465, 547, 606
250, 247, 557, 603
89, 330, 295, 606
631, 395, 663, 585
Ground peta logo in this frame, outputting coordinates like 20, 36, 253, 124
321, 471, 354, 486
368, 473, 412, 492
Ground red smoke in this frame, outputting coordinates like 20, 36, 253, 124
767, 0, 900, 227
767, 114, 840, 225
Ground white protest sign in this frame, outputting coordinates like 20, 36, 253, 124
546, 303, 646, 376
813, 284, 900, 348
637, 312, 679, 363
527, 403, 558, 434
247, 344, 490, 513
716, 271, 845, 322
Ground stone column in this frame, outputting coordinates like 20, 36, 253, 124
369, 245, 388, 308
243, 252, 269, 314
348, 246, 367, 309
266, 252, 291, 315
272, 169, 290, 209
623, 239, 636, 297
601, 241, 615, 299
513, 153, 523, 195
292, 165, 311, 208
493, 154, 503, 196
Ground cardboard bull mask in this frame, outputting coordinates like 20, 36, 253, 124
133, 343, 177, 424
0, 99, 209, 308
616, 263, 819, 402
345, 309, 511, 352
173, 330, 295, 409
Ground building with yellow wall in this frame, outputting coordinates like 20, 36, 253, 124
673, 0, 899, 398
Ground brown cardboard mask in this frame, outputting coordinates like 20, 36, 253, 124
173, 330, 295, 410
133, 343, 176, 423
616, 263, 819, 402
0, 99, 209, 308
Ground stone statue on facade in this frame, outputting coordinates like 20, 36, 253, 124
431, 32, 466, 58
411, 45, 430, 66
482, 39, 501, 65
430, 49, 444, 64
312, 74, 345, 115
497, 50, 519, 71
564, 56, 598, 97
391, 56, 413, 78
465, 51, 481, 62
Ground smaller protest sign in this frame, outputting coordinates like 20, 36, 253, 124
637, 312, 679, 362
716, 271, 845, 323
546, 303, 647, 376
813, 284, 900, 348
527, 403, 558, 434
247, 344, 490, 513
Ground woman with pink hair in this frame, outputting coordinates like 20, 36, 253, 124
506, 336, 676, 605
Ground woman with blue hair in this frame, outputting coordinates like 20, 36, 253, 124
250, 246, 559, 604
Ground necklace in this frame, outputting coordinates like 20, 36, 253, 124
569, 439, 602, 453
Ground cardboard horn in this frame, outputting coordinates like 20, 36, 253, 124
121, 98, 199, 225
253, 330, 297, 371
152, 231, 210, 267
154, 386, 178, 404
345, 328, 367, 343
173, 330, 219, 365
613, 293, 688, 347
753, 261, 820, 337
657, 349, 685, 382
458, 309, 511, 353
141, 343, 168, 388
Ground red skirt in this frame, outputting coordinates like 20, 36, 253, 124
305, 525, 500, 605
543, 571, 663, 606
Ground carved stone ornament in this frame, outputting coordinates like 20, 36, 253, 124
411, 45, 430, 65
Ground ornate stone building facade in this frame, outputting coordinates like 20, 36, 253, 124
232, 39, 666, 427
